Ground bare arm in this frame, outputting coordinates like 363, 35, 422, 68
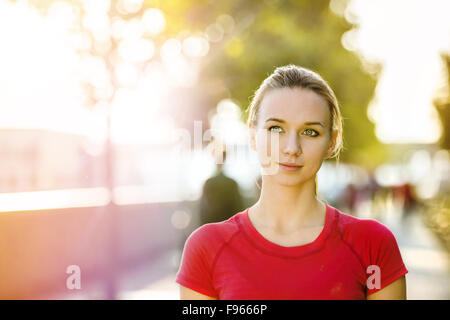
180, 285, 218, 300
366, 276, 407, 300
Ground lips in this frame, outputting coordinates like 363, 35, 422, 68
278, 162, 303, 171
278, 162, 302, 167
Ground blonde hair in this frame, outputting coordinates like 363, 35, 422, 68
247, 64, 343, 161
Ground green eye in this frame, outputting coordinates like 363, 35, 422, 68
268, 126, 283, 133
304, 129, 319, 137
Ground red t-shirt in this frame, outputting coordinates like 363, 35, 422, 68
176, 203, 408, 299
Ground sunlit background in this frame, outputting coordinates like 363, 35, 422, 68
0, 0, 449, 299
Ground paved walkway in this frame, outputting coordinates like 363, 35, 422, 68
379, 209, 450, 299
118, 250, 181, 300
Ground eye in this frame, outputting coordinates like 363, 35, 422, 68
268, 125, 283, 133
303, 128, 319, 137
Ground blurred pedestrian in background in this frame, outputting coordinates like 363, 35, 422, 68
340, 183, 359, 214
394, 183, 419, 222
199, 149, 244, 225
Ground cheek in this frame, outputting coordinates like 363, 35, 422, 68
301, 139, 330, 158
255, 131, 275, 153
254, 132, 281, 167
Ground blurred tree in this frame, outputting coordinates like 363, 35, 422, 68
434, 54, 450, 150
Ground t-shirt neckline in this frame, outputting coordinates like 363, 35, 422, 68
238, 202, 336, 258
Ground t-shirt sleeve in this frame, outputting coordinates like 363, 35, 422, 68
363, 220, 408, 296
175, 226, 219, 298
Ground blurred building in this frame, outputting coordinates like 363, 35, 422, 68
0, 128, 91, 192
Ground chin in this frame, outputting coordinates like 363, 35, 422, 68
274, 176, 308, 187
264, 172, 311, 188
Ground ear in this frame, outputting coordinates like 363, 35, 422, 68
248, 122, 257, 152
325, 130, 338, 159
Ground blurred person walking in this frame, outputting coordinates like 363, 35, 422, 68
395, 183, 419, 222
199, 150, 244, 225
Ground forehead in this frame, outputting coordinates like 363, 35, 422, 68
258, 87, 330, 126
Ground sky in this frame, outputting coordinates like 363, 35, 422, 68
345, 0, 450, 144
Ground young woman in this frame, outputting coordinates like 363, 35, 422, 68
176, 65, 408, 300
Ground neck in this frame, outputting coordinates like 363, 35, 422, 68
251, 176, 325, 233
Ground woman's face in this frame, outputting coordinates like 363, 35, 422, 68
249, 87, 336, 187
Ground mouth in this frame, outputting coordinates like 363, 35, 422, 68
278, 162, 303, 171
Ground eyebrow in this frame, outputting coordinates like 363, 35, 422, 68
264, 118, 325, 127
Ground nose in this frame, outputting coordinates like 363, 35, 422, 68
283, 131, 302, 156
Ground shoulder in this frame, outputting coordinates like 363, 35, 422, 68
176, 211, 246, 297
336, 208, 395, 241
331, 206, 408, 295
185, 213, 242, 253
